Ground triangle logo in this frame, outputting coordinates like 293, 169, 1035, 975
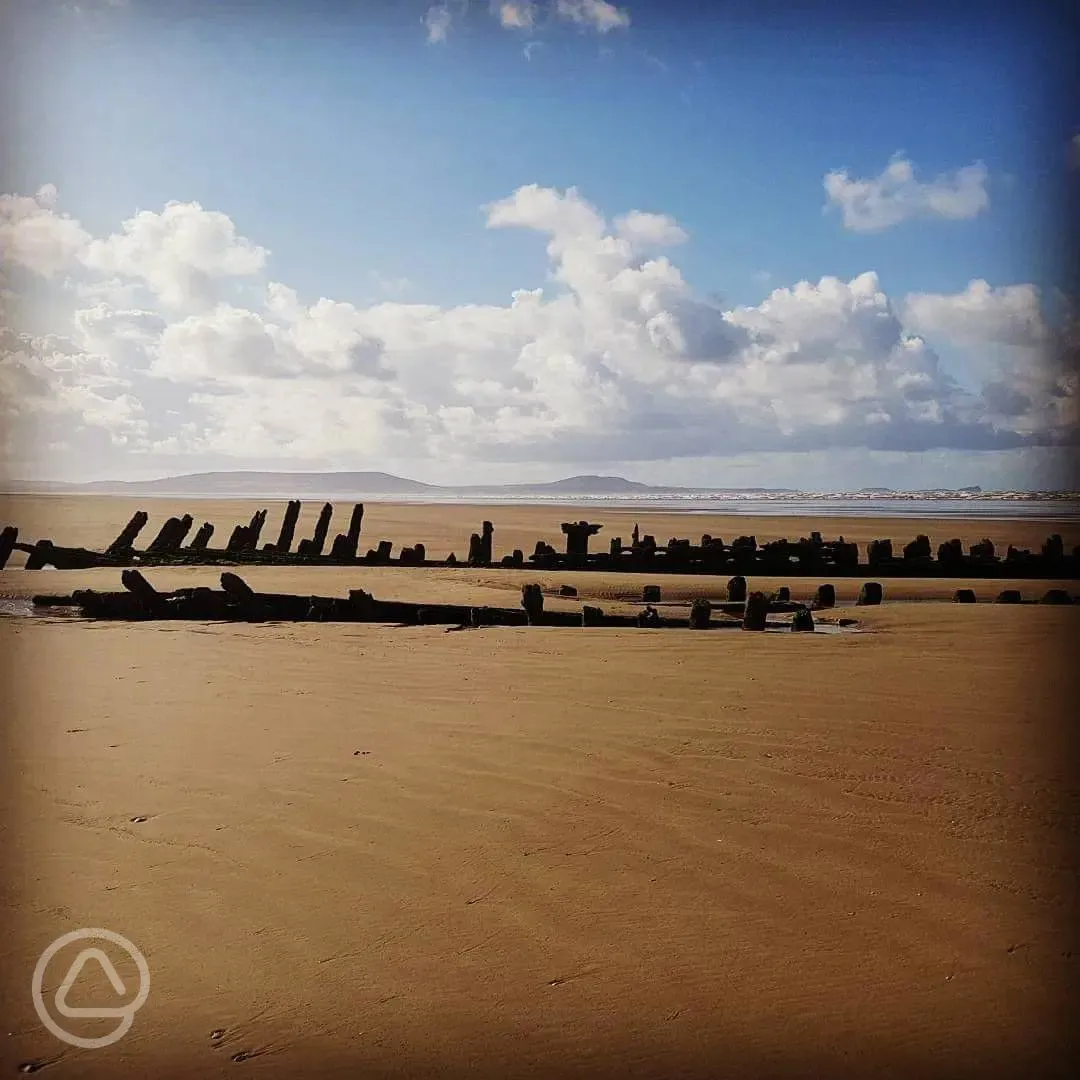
54, 948, 131, 1019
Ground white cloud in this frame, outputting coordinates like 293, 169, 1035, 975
496, 1, 537, 30
0, 185, 91, 278
904, 280, 1047, 350
614, 210, 688, 249
423, 4, 454, 44
555, 0, 630, 33
824, 155, 990, 233
903, 280, 1076, 439
81, 200, 268, 311
1, 181, 1074, 481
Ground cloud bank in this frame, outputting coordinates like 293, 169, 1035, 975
1, 180, 1075, 480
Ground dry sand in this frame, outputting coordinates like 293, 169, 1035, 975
1, 497, 1078, 1078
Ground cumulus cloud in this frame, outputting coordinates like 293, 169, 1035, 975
824, 155, 990, 233
496, 1, 537, 30
0, 184, 91, 278
903, 280, 1076, 440
1, 181, 1075, 480
904, 280, 1047, 350
555, 0, 630, 33
81, 201, 268, 311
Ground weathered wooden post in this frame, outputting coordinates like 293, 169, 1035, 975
775, 586, 791, 603
219, 571, 268, 619
642, 585, 661, 603
559, 584, 578, 597
148, 517, 183, 552
689, 598, 712, 629
953, 589, 977, 603
243, 509, 268, 551
742, 591, 769, 631
561, 520, 603, 565
480, 521, 494, 564
581, 604, 604, 627
521, 583, 544, 625
120, 568, 165, 614
220, 571, 256, 602
995, 589, 1022, 604
0, 526, 17, 570
467, 533, 484, 565
727, 575, 747, 603
274, 500, 302, 553
188, 522, 214, 550
812, 584, 835, 609
226, 524, 248, 552
791, 608, 815, 631
24, 540, 56, 570
1040, 588, 1072, 605
106, 511, 149, 555
636, 605, 661, 628
149, 513, 194, 553
1042, 534, 1065, 560
330, 503, 365, 560
857, 582, 883, 606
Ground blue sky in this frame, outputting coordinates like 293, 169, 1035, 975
1, 0, 1077, 487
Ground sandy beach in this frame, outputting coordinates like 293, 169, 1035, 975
1, 497, 1077, 1078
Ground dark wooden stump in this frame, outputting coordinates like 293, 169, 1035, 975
812, 584, 835, 609
272, 500, 301, 553
688, 598, 712, 629
581, 605, 604, 627
775, 586, 791, 603
188, 522, 214, 550
1040, 589, 1072, 605
0, 525, 17, 570
857, 582, 883, 606
791, 608, 815, 632
521, 583, 544, 625
106, 511, 149, 555
953, 589, 977, 603
727, 576, 747, 603
995, 589, 1022, 604
559, 585, 578, 597
24, 540, 56, 570
642, 585, 661, 603
741, 591, 768, 631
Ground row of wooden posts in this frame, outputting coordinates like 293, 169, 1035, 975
2, 502, 1078, 578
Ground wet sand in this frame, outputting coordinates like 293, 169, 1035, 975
0, 496, 1077, 1078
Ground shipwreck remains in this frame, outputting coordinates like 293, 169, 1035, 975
27, 573, 842, 631
2, 500, 1077, 580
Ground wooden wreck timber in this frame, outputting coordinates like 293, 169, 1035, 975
32, 574, 828, 630
3, 499, 1079, 578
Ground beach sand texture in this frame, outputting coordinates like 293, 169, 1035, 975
1, 497, 1077, 1078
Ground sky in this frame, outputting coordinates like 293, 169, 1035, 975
1, 0, 1078, 489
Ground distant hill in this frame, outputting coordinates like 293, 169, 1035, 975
3, 471, 704, 496
2, 472, 1024, 498
7, 471, 439, 496
483, 475, 659, 494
